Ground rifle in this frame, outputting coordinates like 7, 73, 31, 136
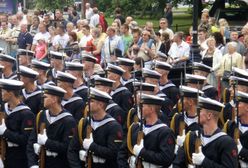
16, 52, 20, 80
136, 61, 144, 168
0, 69, 6, 161
85, 76, 92, 168
39, 123, 46, 168
179, 72, 185, 136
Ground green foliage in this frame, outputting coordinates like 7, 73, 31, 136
35, 0, 73, 11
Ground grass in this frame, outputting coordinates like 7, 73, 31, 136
106, 13, 193, 34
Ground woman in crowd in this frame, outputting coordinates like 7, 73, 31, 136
65, 32, 80, 61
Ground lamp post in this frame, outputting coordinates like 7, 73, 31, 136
189, 0, 201, 63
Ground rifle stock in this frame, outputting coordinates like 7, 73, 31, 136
136, 131, 144, 168
39, 123, 46, 168
0, 113, 6, 162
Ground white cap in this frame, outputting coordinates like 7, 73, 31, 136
106, 63, 125, 75
56, 71, 77, 83
90, 87, 112, 102
143, 68, 162, 79
19, 65, 39, 78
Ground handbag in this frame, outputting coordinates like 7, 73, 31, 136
222, 55, 233, 81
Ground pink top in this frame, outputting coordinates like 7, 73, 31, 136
35, 43, 47, 60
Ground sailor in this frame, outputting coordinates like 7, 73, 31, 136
31, 59, 54, 88
155, 60, 180, 106
118, 57, 136, 94
67, 88, 123, 168
47, 51, 65, 83
82, 53, 98, 83
185, 73, 206, 89
192, 62, 218, 100
26, 84, 76, 168
17, 49, 35, 67
0, 54, 18, 80
117, 94, 175, 167
191, 96, 238, 168
107, 63, 133, 114
143, 68, 174, 125
236, 91, 248, 167
0, 79, 34, 168
94, 75, 125, 128
65, 61, 88, 101
56, 71, 85, 123
19, 65, 42, 115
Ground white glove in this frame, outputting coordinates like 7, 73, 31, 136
0, 158, 3, 168
177, 130, 186, 147
79, 150, 87, 161
174, 144, 179, 154
0, 119, 7, 135
38, 129, 48, 145
239, 160, 248, 168
133, 139, 144, 156
128, 155, 136, 168
30, 165, 39, 168
237, 139, 242, 154
33, 143, 41, 155
83, 133, 93, 150
188, 164, 196, 168
192, 146, 205, 166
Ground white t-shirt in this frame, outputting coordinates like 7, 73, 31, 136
52, 34, 69, 48
85, 8, 93, 20
90, 14, 100, 27
168, 41, 190, 59
79, 35, 92, 48
33, 32, 51, 45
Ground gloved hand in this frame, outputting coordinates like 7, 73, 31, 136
30, 165, 39, 168
177, 130, 186, 147
174, 144, 179, 154
0, 119, 7, 135
0, 158, 3, 168
133, 139, 144, 156
83, 133, 93, 150
79, 150, 87, 161
192, 146, 205, 166
38, 129, 48, 145
33, 143, 41, 155
128, 155, 136, 168
188, 164, 196, 168
237, 139, 242, 154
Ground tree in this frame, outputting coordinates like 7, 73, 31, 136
35, 0, 73, 11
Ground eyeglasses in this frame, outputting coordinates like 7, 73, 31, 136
160, 22, 166, 24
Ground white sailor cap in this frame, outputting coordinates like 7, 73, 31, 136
141, 93, 164, 105
65, 62, 84, 71
237, 91, 248, 103
0, 79, 23, 90
31, 59, 50, 70
155, 61, 172, 71
90, 87, 112, 103
180, 85, 203, 98
56, 71, 77, 83
0, 54, 16, 63
17, 49, 35, 57
229, 76, 248, 86
0, 47, 3, 52
199, 96, 224, 112
185, 74, 206, 84
157, 51, 168, 58
43, 83, 67, 97
82, 52, 97, 63
49, 51, 65, 60
94, 76, 115, 87
143, 68, 162, 79
19, 65, 39, 78
106, 63, 125, 76
192, 62, 212, 73
117, 57, 135, 66
0, 65, 4, 69
232, 67, 248, 79
133, 82, 156, 92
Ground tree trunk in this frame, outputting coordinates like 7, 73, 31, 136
209, 0, 225, 17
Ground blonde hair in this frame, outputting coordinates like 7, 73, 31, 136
218, 18, 229, 27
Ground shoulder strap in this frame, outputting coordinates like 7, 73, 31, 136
184, 131, 193, 164
127, 123, 135, 155
36, 111, 43, 133
78, 117, 85, 146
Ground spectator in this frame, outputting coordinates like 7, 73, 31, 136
159, 32, 171, 57
114, 7, 125, 24
164, 3, 173, 28
54, 9, 67, 28
120, 23, 133, 56
212, 32, 225, 53
218, 18, 230, 43
85, 3, 93, 22
17, 23, 33, 50
201, 37, 222, 88
101, 26, 124, 64
0, 21, 12, 54
144, 21, 156, 39
198, 12, 210, 32
65, 32, 80, 61
137, 30, 156, 68
90, 7, 100, 27
97, 24, 107, 42
52, 24, 69, 51
127, 29, 141, 59
185, 26, 193, 44
112, 20, 121, 36
168, 31, 190, 66
75, 19, 88, 41
66, 22, 75, 34
198, 28, 208, 51
43, 14, 53, 31
154, 32, 162, 53
47, 26, 56, 49
68, 6, 80, 26
32, 23, 51, 51
243, 35, 248, 68
35, 35, 48, 62
223, 31, 246, 55
79, 25, 92, 48
125, 16, 133, 25
159, 18, 174, 40
29, 16, 40, 36
208, 17, 219, 34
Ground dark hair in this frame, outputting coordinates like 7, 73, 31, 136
134, 57, 144, 68
115, 7, 122, 14
83, 25, 90, 31
155, 32, 161, 37
212, 32, 224, 45
122, 23, 129, 30
161, 32, 170, 41
69, 32, 77, 42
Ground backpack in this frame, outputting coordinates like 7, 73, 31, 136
99, 14, 108, 32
